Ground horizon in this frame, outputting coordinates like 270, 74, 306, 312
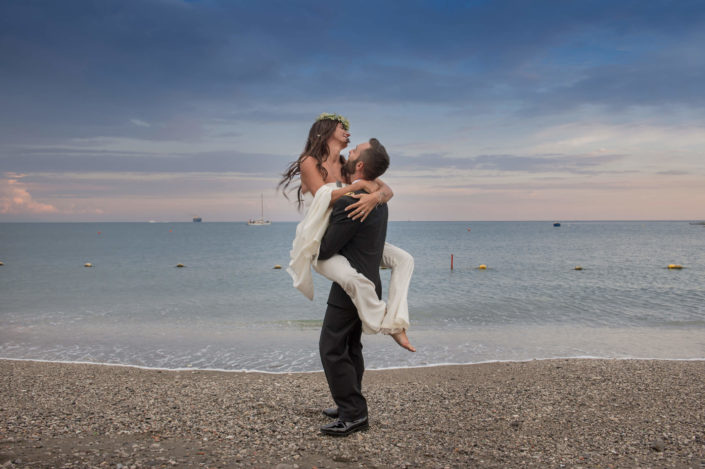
2, 0, 704, 222
1, 218, 703, 224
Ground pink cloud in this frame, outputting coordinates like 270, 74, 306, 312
0, 174, 59, 215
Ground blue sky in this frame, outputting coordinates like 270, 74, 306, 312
1, 0, 704, 221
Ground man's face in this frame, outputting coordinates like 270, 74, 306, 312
345, 141, 371, 175
332, 122, 351, 148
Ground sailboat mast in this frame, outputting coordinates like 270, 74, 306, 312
247, 192, 270, 225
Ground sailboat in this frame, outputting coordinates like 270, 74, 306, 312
247, 194, 271, 225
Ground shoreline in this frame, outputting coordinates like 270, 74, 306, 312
3, 358, 705, 468
2, 354, 705, 375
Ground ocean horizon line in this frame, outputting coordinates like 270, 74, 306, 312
1, 219, 703, 224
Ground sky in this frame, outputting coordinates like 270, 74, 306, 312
1, 0, 704, 222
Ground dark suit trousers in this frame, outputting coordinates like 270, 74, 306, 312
319, 303, 367, 421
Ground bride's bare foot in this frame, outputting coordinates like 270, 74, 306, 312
391, 330, 416, 352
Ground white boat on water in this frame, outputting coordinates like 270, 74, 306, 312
248, 194, 271, 226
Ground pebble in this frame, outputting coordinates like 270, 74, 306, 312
1, 359, 704, 468
650, 438, 666, 452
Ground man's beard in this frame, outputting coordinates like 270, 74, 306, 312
343, 158, 357, 176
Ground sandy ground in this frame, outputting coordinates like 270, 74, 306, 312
1, 358, 704, 468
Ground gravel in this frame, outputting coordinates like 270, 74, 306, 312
1, 358, 704, 468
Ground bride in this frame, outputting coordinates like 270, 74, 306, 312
279, 113, 415, 352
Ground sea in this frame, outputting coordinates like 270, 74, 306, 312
1, 221, 704, 373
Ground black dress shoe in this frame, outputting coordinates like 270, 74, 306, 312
320, 416, 369, 437
322, 407, 339, 419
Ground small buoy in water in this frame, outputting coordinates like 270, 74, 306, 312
477, 264, 487, 270
176, 263, 185, 268
668, 264, 683, 269
84, 263, 93, 268
273, 265, 282, 269
574, 266, 583, 271
0, 261, 4, 266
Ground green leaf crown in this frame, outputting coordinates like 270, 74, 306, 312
316, 113, 350, 131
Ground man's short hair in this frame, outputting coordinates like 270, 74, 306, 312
358, 138, 390, 180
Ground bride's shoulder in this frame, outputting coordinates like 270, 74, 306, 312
300, 155, 318, 167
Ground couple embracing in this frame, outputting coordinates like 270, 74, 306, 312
279, 113, 415, 437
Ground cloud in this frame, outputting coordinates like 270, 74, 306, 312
393, 152, 624, 174
0, 173, 59, 214
1, 0, 703, 221
657, 170, 689, 176
531, 121, 705, 157
130, 119, 151, 128
2, 0, 705, 147
0, 146, 290, 174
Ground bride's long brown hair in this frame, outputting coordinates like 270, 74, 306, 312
278, 119, 347, 209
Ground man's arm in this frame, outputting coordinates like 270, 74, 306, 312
318, 196, 360, 260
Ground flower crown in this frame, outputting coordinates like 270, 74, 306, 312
316, 113, 350, 131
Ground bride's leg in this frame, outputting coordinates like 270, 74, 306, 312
314, 255, 386, 334
380, 242, 415, 352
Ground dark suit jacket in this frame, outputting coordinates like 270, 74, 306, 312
318, 191, 389, 310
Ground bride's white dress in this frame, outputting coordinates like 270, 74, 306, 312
287, 182, 413, 334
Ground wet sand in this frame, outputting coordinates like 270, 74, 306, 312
1, 358, 704, 468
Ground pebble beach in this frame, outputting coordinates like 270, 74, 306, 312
2, 359, 704, 468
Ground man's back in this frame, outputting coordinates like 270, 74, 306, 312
318, 191, 388, 310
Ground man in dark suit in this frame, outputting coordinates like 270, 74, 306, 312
316, 138, 390, 437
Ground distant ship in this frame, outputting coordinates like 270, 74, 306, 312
193, 217, 202, 223
248, 194, 271, 226
553, 222, 561, 227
